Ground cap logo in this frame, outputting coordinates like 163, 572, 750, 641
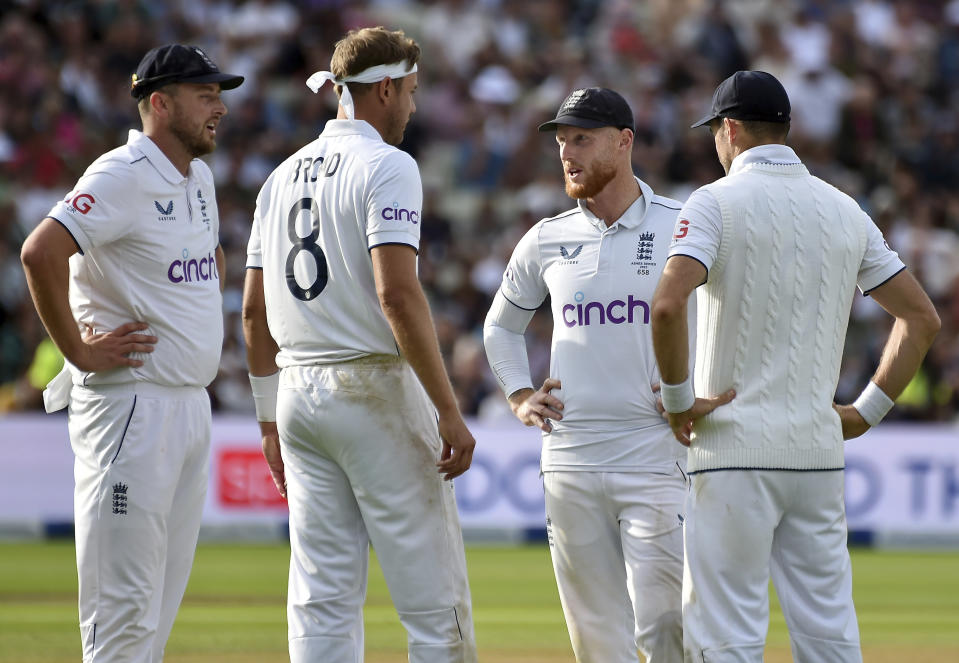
193, 47, 217, 71
559, 89, 587, 115
131, 73, 138, 89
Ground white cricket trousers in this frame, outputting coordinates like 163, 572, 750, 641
544, 466, 686, 663
68, 381, 211, 663
683, 470, 862, 663
278, 357, 477, 663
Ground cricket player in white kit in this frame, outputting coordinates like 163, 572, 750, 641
241, 27, 477, 663
651, 71, 941, 662
20, 44, 242, 661
484, 88, 731, 663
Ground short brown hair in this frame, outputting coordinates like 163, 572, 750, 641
330, 27, 420, 98
739, 119, 790, 142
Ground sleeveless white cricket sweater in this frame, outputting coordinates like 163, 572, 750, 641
688, 161, 869, 472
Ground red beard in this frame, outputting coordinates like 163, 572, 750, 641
564, 159, 617, 199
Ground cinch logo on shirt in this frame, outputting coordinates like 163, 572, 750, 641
562, 291, 650, 327
381, 202, 419, 224
167, 249, 219, 283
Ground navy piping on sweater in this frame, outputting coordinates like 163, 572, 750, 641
863, 266, 906, 296
666, 253, 709, 285
688, 466, 844, 476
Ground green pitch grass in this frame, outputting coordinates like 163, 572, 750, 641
1, 542, 957, 662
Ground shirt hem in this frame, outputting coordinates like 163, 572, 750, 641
687, 446, 845, 473
688, 466, 844, 475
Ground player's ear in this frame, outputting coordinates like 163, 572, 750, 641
148, 90, 169, 117
376, 77, 393, 106
724, 118, 737, 142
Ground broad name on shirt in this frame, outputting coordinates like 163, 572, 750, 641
291, 153, 341, 183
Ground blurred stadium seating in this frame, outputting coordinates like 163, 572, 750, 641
0, 0, 956, 421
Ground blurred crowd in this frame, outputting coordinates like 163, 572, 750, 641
0, 0, 957, 422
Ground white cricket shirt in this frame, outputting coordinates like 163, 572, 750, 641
247, 119, 421, 364
500, 179, 692, 472
48, 130, 224, 389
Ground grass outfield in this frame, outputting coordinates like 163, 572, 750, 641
1, 542, 957, 662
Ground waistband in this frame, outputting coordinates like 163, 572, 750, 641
74, 381, 207, 400
286, 353, 405, 369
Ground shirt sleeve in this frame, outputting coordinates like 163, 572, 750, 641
667, 186, 723, 274
47, 165, 138, 253
366, 150, 422, 250
858, 213, 906, 294
247, 174, 273, 269
483, 290, 535, 396
499, 223, 548, 310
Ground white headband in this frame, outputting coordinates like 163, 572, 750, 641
306, 61, 417, 120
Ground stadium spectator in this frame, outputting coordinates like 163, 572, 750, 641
1, 0, 957, 424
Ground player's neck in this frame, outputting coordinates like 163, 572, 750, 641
144, 130, 192, 176
585, 173, 641, 228
346, 108, 392, 145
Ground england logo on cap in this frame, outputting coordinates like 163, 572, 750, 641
192, 47, 217, 70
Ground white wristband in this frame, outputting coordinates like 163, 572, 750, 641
660, 376, 695, 414
852, 381, 894, 428
249, 371, 280, 422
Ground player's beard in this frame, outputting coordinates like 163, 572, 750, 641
384, 110, 411, 146
169, 105, 216, 158
564, 158, 617, 199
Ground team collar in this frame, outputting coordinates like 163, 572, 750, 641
728, 143, 801, 177
320, 119, 384, 142
577, 177, 652, 230
127, 130, 190, 185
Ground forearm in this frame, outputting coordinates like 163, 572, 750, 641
215, 245, 226, 293
864, 269, 941, 401
243, 311, 280, 423
243, 314, 279, 376
651, 300, 690, 384
258, 420, 278, 437
870, 317, 938, 399
22, 252, 84, 363
482, 319, 533, 397
241, 269, 279, 376
382, 285, 460, 418
651, 256, 704, 386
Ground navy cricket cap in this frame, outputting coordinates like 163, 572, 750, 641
538, 87, 635, 133
131, 44, 244, 99
690, 70, 790, 128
